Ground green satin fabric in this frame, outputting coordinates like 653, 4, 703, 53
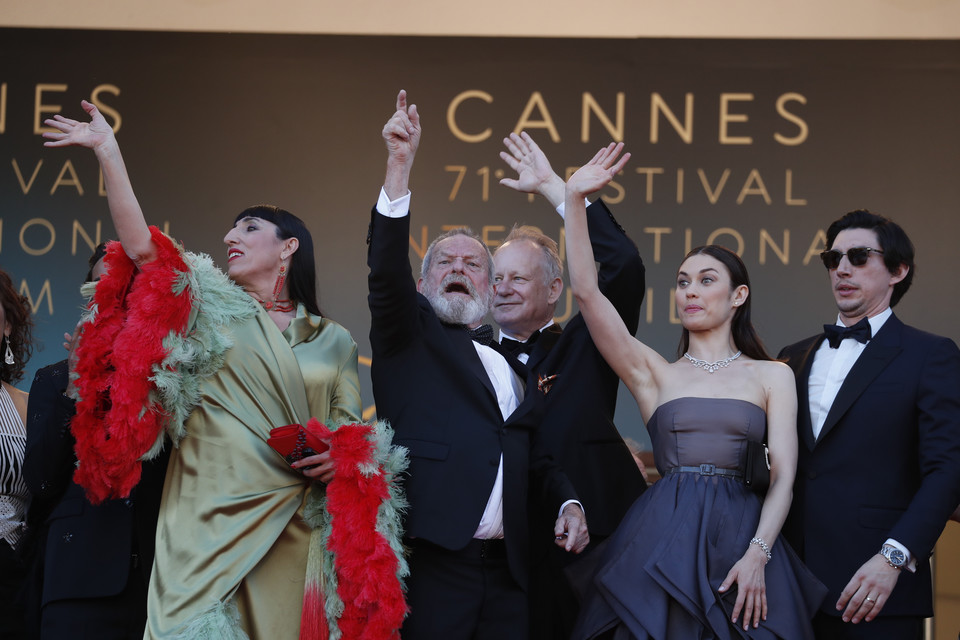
146, 304, 361, 639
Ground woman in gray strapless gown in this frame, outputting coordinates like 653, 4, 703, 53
560, 145, 826, 639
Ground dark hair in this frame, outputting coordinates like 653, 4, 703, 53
676, 245, 771, 362
84, 242, 109, 284
0, 269, 35, 384
233, 205, 321, 316
826, 209, 914, 307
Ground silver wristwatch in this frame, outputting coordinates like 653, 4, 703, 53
880, 544, 906, 570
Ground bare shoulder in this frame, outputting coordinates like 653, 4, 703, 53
1, 382, 29, 421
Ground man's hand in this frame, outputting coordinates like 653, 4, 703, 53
382, 89, 421, 200
554, 503, 589, 553
499, 132, 564, 207
836, 554, 901, 623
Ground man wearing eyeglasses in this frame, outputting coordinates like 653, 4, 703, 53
778, 209, 960, 639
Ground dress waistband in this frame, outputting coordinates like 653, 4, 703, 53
665, 463, 743, 479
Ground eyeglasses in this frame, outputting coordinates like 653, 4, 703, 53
819, 247, 884, 270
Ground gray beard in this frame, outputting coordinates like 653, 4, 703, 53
425, 274, 490, 326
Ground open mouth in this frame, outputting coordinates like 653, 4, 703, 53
445, 282, 470, 295
228, 249, 243, 261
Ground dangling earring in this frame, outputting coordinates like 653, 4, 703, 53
4, 337, 13, 366
272, 263, 287, 303
259, 262, 294, 313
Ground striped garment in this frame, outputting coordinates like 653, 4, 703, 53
0, 384, 28, 548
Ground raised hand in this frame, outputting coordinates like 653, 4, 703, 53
565, 142, 630, 199
42, 100, 115, 152
382, 90, 421, 200
383, 90, 421, 165
498, 132, 564, 205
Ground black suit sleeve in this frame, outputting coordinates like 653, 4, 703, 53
892, 335, 960, 559
367, 208, 422, 356
23, 361, 77, 510
587, 200, 644, 334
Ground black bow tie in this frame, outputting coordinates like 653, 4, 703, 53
823, 318, 872, 349
500, 330, 541, 356
467, 324, 495, 347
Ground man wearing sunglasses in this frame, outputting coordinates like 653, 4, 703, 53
778, 209, 960, 639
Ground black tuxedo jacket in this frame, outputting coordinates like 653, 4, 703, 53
367, 208, 577, 591
521, 200, 646, 540
778, 314, 960, 617
22, 360, 169, 609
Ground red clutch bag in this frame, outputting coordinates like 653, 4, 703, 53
267, 423, 330, 465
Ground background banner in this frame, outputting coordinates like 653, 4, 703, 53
2, 29, 958, 445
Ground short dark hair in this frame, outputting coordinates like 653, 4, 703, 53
676, 245, 771, 362
826, 209, 914, 307
0, 269, 34, 384
233, 205, 321, 316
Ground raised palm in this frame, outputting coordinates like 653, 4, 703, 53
42, 100, 115, 150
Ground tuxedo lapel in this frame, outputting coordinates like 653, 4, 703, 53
794, 339, 822, 451
445, 324, 498, 403
525, 324, 562, 372
818, 317, 903, 444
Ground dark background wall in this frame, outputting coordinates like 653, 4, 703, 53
2, 30, 958, 448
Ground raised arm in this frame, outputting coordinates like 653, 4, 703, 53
564, 144, 661, 400
43, 100, 157, 266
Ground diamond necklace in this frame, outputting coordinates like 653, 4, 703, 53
683, 350, 742, 373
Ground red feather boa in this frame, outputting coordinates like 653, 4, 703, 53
71, 228, 192, 504
300, 419, 407, 640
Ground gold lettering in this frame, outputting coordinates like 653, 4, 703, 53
706, 227, 745, 255
12, 159, 43, 194
581, 92, 625, 142
651, 93, 693, 144
645, 287, 654, 324
684, 228, 693, 255
643, 227, 672, 264
20, 218, 56, 255
676, 168, 684, 204
445, 165, 467, 201
51, 160, 84, 195
515, 92, 560, 143
19, 279, 54, 315
447, 90, 494, 143
410, 225, 428, 260
774, 92, 808, 146
90, 84, 122, 133
604, 177, 626, 205
719, 93, 753, 145
804, 230, 828, 265
482, 225, 507, 249
697, 169, 730, 204
72, 219, 102, 256
35, 84, 68, 134
736, 169, 772, 205
759, 229, 789, 265
785, 169, 807, 205
635, 168, 664, 203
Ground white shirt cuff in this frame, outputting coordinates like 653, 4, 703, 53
376, 186, 411, 218
554, 198, 591, 220
559, 499, 584, 519
885, 538, 917, 573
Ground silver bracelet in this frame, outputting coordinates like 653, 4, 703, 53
750, 537, 772, 562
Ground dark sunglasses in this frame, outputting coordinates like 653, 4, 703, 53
819, 247, 884, 269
